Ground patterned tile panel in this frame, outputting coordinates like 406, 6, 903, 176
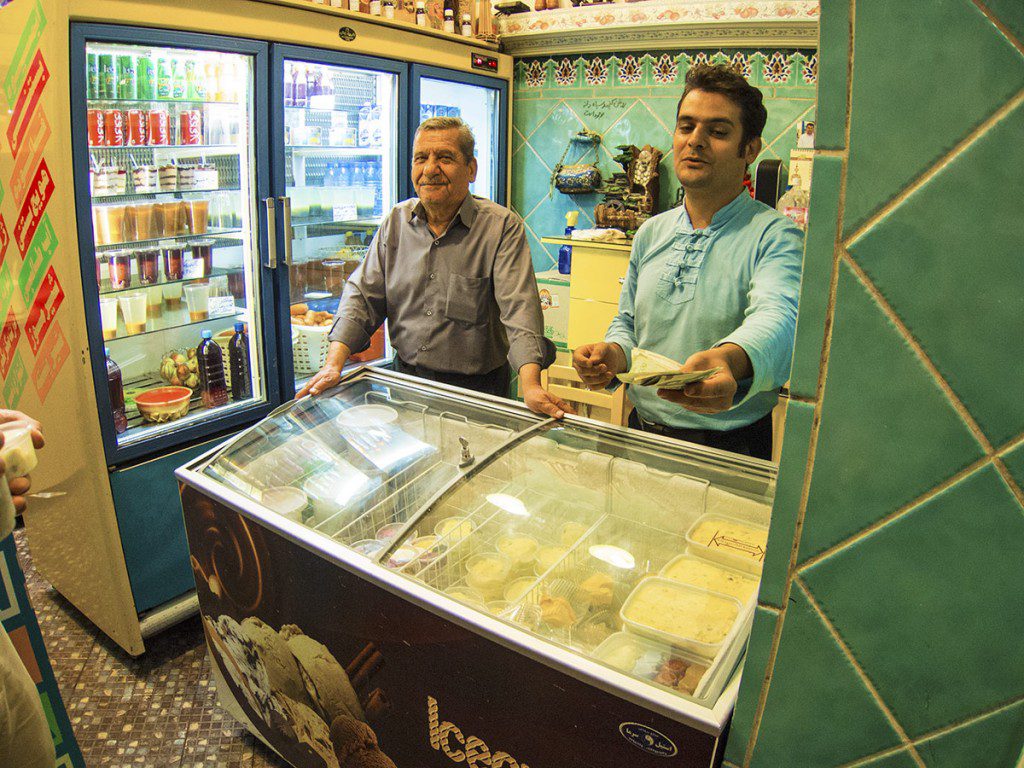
801, 464, 1024, 738
797, 263, 986, 562
1001, 440, 1024, 491
813, 0, 849, 150
512, 50, 817, 266
847, 99, 1024, 447
746, 586, 902, 767
721, 607, 779, 766
842, 2, 1024, 236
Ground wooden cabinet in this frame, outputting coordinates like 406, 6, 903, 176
541, 237, 632, 349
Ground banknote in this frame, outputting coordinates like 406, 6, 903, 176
616, 348, 722, 389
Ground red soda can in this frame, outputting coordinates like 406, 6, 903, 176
103, 109, 126, 146
147, 110, 170, 146
87, 109, 105, 146
126, 109, 148, 146
178, 109, 203, 145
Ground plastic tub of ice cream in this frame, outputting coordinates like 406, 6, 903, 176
376, 522, 415, 542
465, 552, 511, 599
497, 534, 538, 569
503, 577, 537, 603
444, 585, 486, 606
410, 536, 447, 566
0, 424, 38, 479
434, 516, 475, 545
594, 632, 711, 700
620, 576, 742, 659
259, 486, 308, 522
685, 513, 769, 574
660, 554, 759, 604
351, 539, 386, 558
534, 545, 569, 576
387, 546, 420, 569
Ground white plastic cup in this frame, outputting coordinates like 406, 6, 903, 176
100, 297, 119, 340
0, 425, 38, 479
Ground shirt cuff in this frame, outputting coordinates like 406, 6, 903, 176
604, 333, 635, 372
328, 316, 371, 353
716, 332, 771, 407
507, 334, 548, 372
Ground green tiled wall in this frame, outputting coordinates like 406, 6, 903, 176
511, 50, 818, 271
726, 2, 1024, 766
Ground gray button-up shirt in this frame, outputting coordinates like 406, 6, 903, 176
328, 195, 550, 375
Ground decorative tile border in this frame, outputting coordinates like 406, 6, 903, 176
515, 50, 818, 90
498, 0, 818, 56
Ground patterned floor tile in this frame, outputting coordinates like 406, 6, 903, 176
14, 529, 288, 768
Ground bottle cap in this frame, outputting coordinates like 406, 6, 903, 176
566, 210, 580, 227
202, 329, 213, 339
234, 321, 244, 332
104, 347, 110, 357
416, 1, 424, 7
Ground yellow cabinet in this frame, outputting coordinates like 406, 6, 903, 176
542, 237, 632, 350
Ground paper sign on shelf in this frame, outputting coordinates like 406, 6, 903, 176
333, 204, 358, 221
182, 258, 205, 279
19, 214, 56, 302
208, 296, 237, 317
10, 108, 50, 203
1, 1, 46, 109
0, 311, 22, 380
6, 50, 49, 158
2, 353, 28, 408
31, 321, 69, 404
24, 266, 63, 354
14, 158, 54, 257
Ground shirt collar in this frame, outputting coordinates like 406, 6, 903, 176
411, 194, 479, 230
677, 189, 750, 234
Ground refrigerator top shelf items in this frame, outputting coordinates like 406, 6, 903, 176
92, 186, 241, 202
93, 229, 244, 252
87, 97, 239, 107
192, 369, 776, 719
89, 144, 240, 152
285, 146, 386, 155
104, 308, 246, 344
97, 266, 244, 297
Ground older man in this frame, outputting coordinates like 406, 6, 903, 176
573, 65, 803, 459
299, 117, 571, 418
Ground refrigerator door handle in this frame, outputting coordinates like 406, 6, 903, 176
263, 197, 277, 269
278, 196, 293, 266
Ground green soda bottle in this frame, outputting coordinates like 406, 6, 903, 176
171, 58, 187, 99
156, 58, 171, 100
137, 56, 155, 100
87, 53, 99, 99
98, 53, 115, 99
116, 54, 136, 100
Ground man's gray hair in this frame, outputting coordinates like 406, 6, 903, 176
416, 116, 476, 162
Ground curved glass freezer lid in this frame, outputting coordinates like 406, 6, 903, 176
201, 374, 539, 548
381, 421, 774, 706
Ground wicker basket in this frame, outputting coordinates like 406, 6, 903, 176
292, 323, 331, 375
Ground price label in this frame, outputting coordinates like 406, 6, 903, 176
183, 257, 205, 279
209, 296, 236, 317
333, 204, 358, 221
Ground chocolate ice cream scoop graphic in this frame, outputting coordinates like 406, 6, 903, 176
331, 715, 398, 768
189, 493, 269, 613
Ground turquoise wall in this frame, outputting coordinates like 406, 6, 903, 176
725, 2, 1024, 766
511, 50, 817, 271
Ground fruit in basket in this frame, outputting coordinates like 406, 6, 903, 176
160, 348, 200, 389
291, 309, 334, 327
291, 303, 308, 316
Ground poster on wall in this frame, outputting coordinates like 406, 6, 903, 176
180, 486, 720, 768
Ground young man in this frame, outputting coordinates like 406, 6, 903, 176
573, 65, 804, 459
299, 117, 571, 418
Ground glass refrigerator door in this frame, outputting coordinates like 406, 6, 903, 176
78, 32, 271, 458
278, 54, 403, 392
413, 66, 508, 203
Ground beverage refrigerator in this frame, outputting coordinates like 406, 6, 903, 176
18, 0, 512, 656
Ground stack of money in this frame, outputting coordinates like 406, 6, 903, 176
616, 349, 721, 389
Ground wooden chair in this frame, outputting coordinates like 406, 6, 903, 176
541, 364, 631, 426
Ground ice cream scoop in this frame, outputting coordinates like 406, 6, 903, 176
330, 714, 398, 768
272, 692, 339, 768
282, 624, 365, 723
240, 617, 309, 704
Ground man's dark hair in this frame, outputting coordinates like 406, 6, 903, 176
677, 64, 768, 149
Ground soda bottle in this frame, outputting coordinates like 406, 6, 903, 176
295, 66, 307, 108
106, 348, 128, 434
284, 63, 295, 107
558, 210, 579, 275
370, 103, 382, 147
156, 58, 172, 100
228, 321, 252, 401
171, 59, 187, 100
137, 56, 155, 100
358, 102, 371, 147
197, 329, 229, 408
116, 55, 136, 100
776, 174, 809, 231
87, 53, 99, 99
98, 53, 115, 99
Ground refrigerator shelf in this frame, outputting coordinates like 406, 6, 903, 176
91, 186, 241, 201
87, 97, 241, 107
97, 266, 244, 297
93, 228, 244, 251
104, 306, 246, 344
285, 145, 385, 155
290, 215, 382, 229
89, 143, 240, 152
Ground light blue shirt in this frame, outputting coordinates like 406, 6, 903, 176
605, 190, 803, 431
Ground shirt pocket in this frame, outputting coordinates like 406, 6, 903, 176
445, 274, 492, 325
656, 251, 702, 305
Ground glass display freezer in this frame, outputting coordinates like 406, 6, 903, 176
177, 367, 775, 768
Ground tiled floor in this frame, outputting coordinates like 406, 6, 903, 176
14, 528, 288, 768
